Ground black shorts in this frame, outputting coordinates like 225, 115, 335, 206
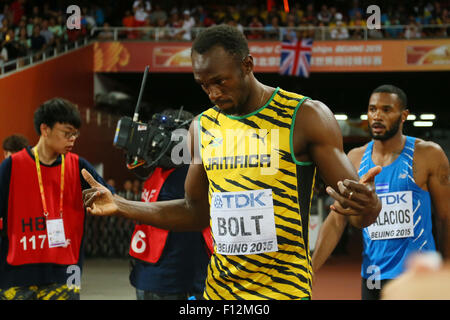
361, 277, 392, 300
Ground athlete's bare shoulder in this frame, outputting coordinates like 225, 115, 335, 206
292, 98, 343, 162
300, 99, 334, 117
414, 138, 447, 166
412, 137, 449, 188
414, 137, 443, 151
295, 99, 340, 140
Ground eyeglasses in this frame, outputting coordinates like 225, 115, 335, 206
57, 128, 80, 139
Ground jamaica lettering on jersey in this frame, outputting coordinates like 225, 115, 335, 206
199, 87, 316, 300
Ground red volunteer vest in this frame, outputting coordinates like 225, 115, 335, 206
129, 167, 213, 263
6, 149, 84, 266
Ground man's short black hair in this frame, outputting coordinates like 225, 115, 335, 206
192, 24, 249, 60
33, 98, 81, 135
372, 85, 408, 110
2, 134, 28, 152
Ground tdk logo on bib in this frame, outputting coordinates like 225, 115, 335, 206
210, 189, 278, 255
367, 191, 414, 241
379, 193, 408, 205
214, 192, 266, 209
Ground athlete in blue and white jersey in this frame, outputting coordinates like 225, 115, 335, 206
312, 84, 450, 300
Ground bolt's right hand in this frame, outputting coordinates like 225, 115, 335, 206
82, 169, 118, 216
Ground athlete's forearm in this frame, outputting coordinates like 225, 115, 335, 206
312, 211, 348, 273
114, 195, 209, 231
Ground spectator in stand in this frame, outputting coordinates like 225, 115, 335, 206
13, 16, 25, 38
434, 1, 443, 20
29, 5, 39, 20
247, 15, 264, 40
93, 5, 105, 27
122, 10, 138, 39
2, 28, 20, 61
30, 24, 46, 55
149, 4, 167, 26
66, 18, 87, 43
405, 15, 423, 39
277, 5, 289, 26
178, 10, 195, 41
97, 22, 115, 40
1, 15, 11, 37
56, 15, 68, 43
15, 26, 29, 58
227, 18, 244, 32
0, 4, 9, 28
347, 0, 363, 20
0, 43, 7, 67
384, 18, 403, 38
438, 8, 449, 24
133, 0, 151, 27
40, 19, 54, 46
193, 5, 206, 27
264, 15, 280, 40
167, 10, 182, 40
349, 10, 365, 38
257, 3, 268, 25
317, 4, 332, 25
328, 6, 340, 25
330, 14, 349, 40
9, 0, 25, 26
42, 3, 59, 20
122, 10, 134, 28
48, 17, 63, 49
244, 4, 258, 21
290, 3, 303, 24
197, 6, 215, 27
213, 6, 227, 24
266, 6, 281, 26
304, 3, 316, 25
226, 6, 240, 24
282, 19, 298, 42
436, 8, 449, 37
25, 16, 33, 37
81, 7, 97, 30
349, 10, 365, 28
154, 18, 170, 40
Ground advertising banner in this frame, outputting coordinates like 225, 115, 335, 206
94, 39, 450, 73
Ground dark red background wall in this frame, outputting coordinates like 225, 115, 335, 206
0, 44, 137, 188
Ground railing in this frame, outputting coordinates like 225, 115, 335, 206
0, 37, 90, 77
90, 24, 450, 42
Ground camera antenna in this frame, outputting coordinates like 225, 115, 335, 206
127, 65, 149, 170
133, 65, 149, 122
176, 105, 184, 123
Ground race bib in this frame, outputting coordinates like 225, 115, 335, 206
367, 191, 414, 240
46, 218, 67, 248
211, 189, 278, 255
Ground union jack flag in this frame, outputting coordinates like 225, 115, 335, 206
279, 38, 313, 77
